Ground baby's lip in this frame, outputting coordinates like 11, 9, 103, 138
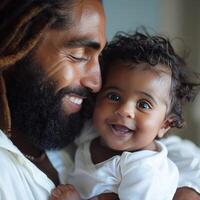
108, 120, 136, 134
112, 124, 133, 132
107, 118, 136, 131
109, 124, 135, 136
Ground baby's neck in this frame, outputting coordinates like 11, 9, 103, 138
90, 137, 122, 164
142, 141, 158, 152
90, 137, 158, 164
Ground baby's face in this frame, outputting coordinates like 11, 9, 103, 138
93, 61, 172, 152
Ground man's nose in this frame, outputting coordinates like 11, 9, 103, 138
115, 102, 135, 119
80, 61, 102, 93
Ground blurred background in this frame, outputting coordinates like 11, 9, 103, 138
103, 0, 200, 145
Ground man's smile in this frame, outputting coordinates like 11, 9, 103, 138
67, 95, 83, 105
62, 94, 85, 114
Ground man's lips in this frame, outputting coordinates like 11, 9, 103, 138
62, 94, 85, 113
67, 95, 83, 105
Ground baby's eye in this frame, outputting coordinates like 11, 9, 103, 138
106, 92, 121, 102
137, 100, 151, 110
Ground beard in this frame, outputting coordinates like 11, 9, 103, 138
5, 53, 92, 150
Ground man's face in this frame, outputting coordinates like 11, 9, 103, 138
35, 0, 106, 116
7, 0, 106, 150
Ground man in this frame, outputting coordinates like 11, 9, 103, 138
0, 0, 106, 199
0, 0, 199, 200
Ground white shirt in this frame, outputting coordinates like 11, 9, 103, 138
162, 135, 200, 192
74, 121, 200, 194
0, 130, 54, 200
0, 127, 200, 200
68, 137, 179, 200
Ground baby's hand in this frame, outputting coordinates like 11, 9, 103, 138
49, 184, 81, 200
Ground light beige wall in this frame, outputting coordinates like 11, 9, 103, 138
104, 0, 200, 144
160, 0, 200, 144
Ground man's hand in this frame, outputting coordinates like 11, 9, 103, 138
90, 188, 200, 200
49, 184, 80, 200
173, 187, 200, 200
89, 193, 119, 200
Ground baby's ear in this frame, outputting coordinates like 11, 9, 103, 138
157, 115, 176, 138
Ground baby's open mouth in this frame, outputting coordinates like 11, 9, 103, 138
111, 124, 134, 135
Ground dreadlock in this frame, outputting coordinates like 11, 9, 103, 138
0, 0, 77, 136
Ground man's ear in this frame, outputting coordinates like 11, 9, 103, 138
157, 115, 176, 138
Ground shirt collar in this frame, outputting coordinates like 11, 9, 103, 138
0, 129, 25, 158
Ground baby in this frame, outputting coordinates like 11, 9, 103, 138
49, 31, 200, 200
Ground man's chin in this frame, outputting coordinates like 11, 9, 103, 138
32, 111, 84, 150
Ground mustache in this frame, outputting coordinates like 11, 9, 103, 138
55, 87, 91, 101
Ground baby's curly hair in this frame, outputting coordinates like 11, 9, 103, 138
100, 31, 200, 129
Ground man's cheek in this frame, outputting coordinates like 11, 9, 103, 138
48, 64, 76, 93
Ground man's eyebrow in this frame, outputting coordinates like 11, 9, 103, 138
64, 38, 101, 50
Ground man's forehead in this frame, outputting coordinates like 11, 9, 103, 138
50, 0, 106, 50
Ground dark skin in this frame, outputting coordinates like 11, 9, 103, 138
95, 188, 200, 200
4, 0, 200, 199
49, 184, 119, 200
49, 56, 200, 200
90, 193, 119, 200
173, 188, 200, 200
49, 64, 198, 200
91, 137, 124, 164
10, 130, 59, 185
8, 0, 106, 188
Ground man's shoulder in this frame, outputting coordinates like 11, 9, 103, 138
0, 147, 17, 168
0, 148, 22, 185
0, 130, 22, 169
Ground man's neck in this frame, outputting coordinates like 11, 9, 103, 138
10, 129, 60, 186
10, 129, 42, 158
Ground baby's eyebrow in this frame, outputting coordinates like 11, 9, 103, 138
139, 90, 170, 109
136, 91, 158, 105
101, 86, 121, 93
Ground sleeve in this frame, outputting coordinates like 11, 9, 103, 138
162, 135, 200, 193
118, 153, 179, 200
